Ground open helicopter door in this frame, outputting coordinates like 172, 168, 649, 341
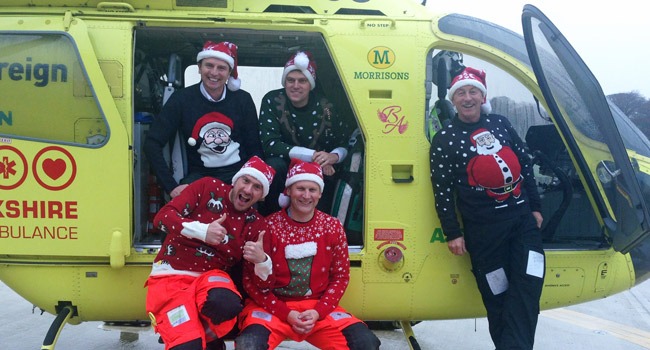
522, 5, 650, 253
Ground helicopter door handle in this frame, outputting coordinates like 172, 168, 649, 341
392, 164, 414, 183
97, 2, 135, 12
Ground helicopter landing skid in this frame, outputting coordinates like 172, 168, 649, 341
40, 305, 74, 350
399, 320, 422, 350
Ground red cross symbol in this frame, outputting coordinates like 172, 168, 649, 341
0, 156, 17, 179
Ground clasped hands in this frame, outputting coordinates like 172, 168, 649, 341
288, 309, 319, 335
312, 151, 338, 176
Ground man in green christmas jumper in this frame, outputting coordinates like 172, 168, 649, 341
258, 51, 351, 214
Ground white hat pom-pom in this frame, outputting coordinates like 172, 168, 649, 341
227, 76, 241, 91
294, 52, 309, 69
278, 193, 291, 208
481, 100, 492, 114
188, 138, 197, 146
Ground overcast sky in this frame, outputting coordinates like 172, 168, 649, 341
423, 0, 649, 98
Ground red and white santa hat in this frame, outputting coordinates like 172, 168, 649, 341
470, 129, 491, 148
231, 156, 275, 197
196, 41, 241, 91
278, 158, 324, 208
187, 112, 234, 147
281, 51, 317, 90
447, 67, 492, 114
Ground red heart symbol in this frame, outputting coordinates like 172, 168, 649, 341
43, 158, 66, 180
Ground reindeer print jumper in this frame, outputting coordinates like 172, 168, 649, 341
429, 114, 542, 241
149, 176, 265, 276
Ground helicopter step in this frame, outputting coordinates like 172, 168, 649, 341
100, 321, 153, 342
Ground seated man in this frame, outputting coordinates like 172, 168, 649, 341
235, 158, 380, 350
258, 51, 352, 214
144, 40, 262, 198
145, 156, 275, 350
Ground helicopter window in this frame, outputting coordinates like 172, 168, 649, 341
610, 100, 650, 157
334, 9, 385, 16
426, 49, 604, 248
263, 5, 317, 14
0, 33, 108, 147
437, 14, 531, 71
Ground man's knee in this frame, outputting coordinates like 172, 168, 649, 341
235, 324, 270, 350
200, 288, 242, 325
342, 322, 381, 350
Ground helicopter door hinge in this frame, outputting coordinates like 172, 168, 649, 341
63, 11, 73, 31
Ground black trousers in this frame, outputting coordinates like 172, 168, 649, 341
463, 213, 545, 350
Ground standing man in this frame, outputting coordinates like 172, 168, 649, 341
429, 67, 545, 349
145, 156, 274, 350
258, 51, 351, 214
235, 158, 380, 350
145, 41, 263, 198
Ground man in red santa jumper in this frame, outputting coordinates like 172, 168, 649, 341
235, 158, 380, 349
429, 67, 545, 349
145, 156, 275, 350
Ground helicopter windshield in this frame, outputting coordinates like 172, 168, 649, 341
610, 100, 650, 157
522, 4, 650, 255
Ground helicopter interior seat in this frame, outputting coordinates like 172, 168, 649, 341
525, 124, 565, 176
161, 54, 188, 185
330, 127, 365, 248
434, 98, 455, 126
427, 50, 462, 142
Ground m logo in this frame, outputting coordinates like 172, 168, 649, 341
367, 47, 395, 69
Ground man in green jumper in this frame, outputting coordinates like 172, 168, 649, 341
258, 51, 351, 215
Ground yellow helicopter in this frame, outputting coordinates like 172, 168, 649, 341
1, 1, 650, 349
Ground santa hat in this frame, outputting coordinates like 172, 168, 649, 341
231, 156, 275, 197
196, 41, 241, 91
278, 158, 324, 208
469, 128, 496, 153
187, 112, 234, 147
447, 67, 492, 114
470, 129, 490, 144
281, 51, 317, 90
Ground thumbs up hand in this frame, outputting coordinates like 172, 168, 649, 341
206, 214, 228, 245
243, 231, 267, 264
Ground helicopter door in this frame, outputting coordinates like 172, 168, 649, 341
522, 5, 650, 253
0, 17, 130, 259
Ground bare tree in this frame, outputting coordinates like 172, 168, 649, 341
609, 91, 647, 118
609, 91, 650, 137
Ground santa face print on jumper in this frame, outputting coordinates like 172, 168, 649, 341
202, 124, 231, 154
189, 112, 242, 168
466, 128, 522, 202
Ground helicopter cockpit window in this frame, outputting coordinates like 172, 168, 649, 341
0, 33, 108, 146
426, 49, 603, 248
438, 14, 531, 70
